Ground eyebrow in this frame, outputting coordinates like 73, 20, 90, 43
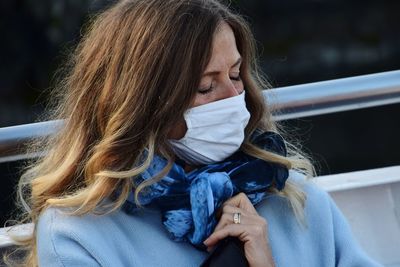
203, 57, 242, 77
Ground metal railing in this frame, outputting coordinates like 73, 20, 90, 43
0, 70, 399, 163
268, 69, 400, 120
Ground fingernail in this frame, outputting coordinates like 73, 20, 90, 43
203, 239, 209, 245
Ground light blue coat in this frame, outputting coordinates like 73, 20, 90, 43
37, 172, 382, 266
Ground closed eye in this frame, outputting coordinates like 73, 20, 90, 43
197, 83, 214, 95
230, 75, 241, 81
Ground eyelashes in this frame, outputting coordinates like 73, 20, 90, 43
230, 75, 241, 81
197, 76, 242, 95
197, 82, 215, 95
198, 88, 213, 95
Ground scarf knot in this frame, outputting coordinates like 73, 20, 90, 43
121, 131, 289, 250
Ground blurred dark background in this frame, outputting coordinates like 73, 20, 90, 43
1, 0, 399, 224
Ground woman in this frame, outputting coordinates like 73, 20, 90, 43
10, 0, 381, 266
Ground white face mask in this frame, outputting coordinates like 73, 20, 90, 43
169, 92, 251, 166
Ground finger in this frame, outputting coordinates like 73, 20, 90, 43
203, 224, 241, 247
215, 202, 240, 219
220, 204, 246, 216
204, 223, 265, 247
213, 208, 266, 232
214, 210, 245, 232
223, 193, 258, 214
214, 205, 246, 231
213, 212, 230, 233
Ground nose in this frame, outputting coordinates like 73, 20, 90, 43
219, 79, 241, 100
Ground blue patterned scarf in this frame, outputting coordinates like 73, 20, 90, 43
122, 131, 289, 250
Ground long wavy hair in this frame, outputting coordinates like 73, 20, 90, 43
7, 0, 313, 265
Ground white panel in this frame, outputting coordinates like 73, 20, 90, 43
315, 166, 400, 267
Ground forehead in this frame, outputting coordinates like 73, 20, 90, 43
204, 22, 241, 71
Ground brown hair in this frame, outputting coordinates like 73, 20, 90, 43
8, 0, 313, 265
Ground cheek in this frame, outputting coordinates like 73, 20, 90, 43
236, 82, 244, 94
192, 96, 211, 108
167, 118, 187, 140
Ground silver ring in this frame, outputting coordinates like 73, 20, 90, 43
233, 212, 241, 224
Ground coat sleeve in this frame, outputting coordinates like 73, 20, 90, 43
37, 209, 101, 267
328, 195, 383, 267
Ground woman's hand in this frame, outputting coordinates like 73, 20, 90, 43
203, 193, 275, 267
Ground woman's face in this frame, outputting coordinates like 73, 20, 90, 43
169, 22, 244, 140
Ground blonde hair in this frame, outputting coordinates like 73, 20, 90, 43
7, 0, 314, 265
